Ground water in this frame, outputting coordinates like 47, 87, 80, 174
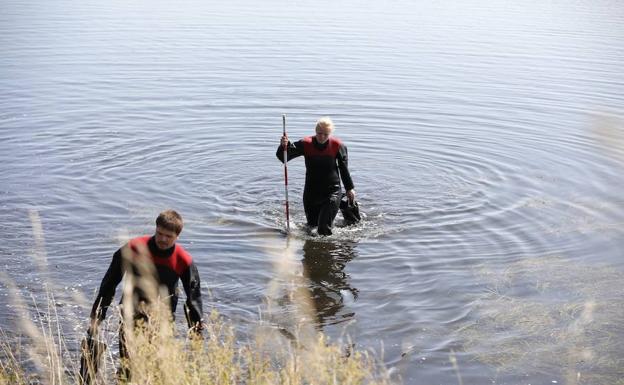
1, 0, 624, 383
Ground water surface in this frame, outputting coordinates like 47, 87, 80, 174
1, 0, 624, 383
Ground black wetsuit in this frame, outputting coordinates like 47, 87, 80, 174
90, 235, 203, 367
276, 136, 354, 235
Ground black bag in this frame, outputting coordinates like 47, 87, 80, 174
339, 197, 361, 226
79, 333, 106, 385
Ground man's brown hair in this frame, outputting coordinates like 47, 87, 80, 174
155, 209, 184, 235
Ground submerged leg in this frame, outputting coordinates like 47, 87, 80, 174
317, 195, 340, 235
304, 200, 321, 227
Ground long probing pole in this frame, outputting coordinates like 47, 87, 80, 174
282, 114, 290, 233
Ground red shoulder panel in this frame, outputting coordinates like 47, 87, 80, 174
170, 245, 193, 276
128, 236, 192, 277
303, 136, 341, 157
328, 137, 342, 157
129, 236, 151, 254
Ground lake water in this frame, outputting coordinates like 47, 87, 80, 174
1, 0, 623, 383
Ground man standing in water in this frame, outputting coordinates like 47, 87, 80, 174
276, 117, 356, 235
83, 209, 203, 383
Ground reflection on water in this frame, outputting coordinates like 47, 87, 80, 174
262, 237, 360, 343
302, 239, 359, 328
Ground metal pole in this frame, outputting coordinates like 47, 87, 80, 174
282, 114, 290, 232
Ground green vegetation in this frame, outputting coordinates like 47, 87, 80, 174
460, 256, 624, 385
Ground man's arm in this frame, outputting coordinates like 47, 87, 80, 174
89, 248, 124, 329
276, 139, 304, 163
337, 144, 355, 198
181, 263, 203, 332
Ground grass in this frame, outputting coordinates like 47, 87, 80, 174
0, 211, 394, 385
0, 276, 393, 385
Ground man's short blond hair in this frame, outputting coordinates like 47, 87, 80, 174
315, 116, 335, 132
156, 209, 184, 235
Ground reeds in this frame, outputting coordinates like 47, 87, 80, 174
1, 279, 391, 385
0, 210, 393, 385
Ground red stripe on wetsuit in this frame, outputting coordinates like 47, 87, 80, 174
302, 136, 342, 157
129, 236, 192, 277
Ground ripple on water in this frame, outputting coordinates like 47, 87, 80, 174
1, 0, 624, 384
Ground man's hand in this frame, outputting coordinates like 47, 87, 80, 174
346, 189, 356, 203
189, 321, 205, 339
280, 135, 289, 148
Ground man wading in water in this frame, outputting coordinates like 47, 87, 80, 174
82, 209, 203, 383
277, 117, 356, 235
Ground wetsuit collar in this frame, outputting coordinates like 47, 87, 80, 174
312, 137, 329, 150
148, 236, 176, 258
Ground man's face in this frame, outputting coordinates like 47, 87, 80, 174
154, 226, 178, 250
315, 126, 333, 144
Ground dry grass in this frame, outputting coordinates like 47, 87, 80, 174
0, 210, 393, 385
0, 283, 391, 385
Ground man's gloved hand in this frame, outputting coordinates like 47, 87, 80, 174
189, 321, 205, 338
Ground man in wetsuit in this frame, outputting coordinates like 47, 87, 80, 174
84, 209, 203, 382
276, 117, 356, 235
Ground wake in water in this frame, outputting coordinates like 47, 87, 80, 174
265, 197, 389, 243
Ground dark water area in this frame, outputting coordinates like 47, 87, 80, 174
1, 0, 624, 383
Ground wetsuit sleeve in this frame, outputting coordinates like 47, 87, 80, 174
276, 140, 304, 163
337, 144, 355, 191
181, 263, 203, 326
90, 248, 124, 322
